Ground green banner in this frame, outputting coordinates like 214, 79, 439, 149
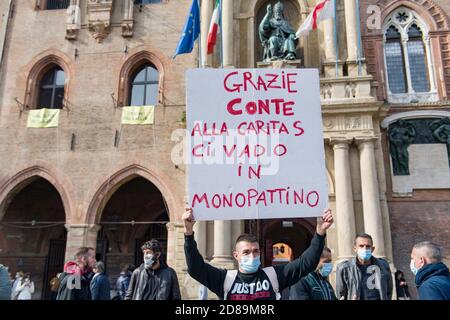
27, 108, 60, 128
121, 105, 155, 125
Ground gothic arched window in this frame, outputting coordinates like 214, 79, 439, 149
383, 8, 437, 103
407, 24, 429, 93
37, 66, 65, 109
385, 26, 407, 94
129, 64, 159, 106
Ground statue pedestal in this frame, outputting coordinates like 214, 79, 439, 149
257, 59, 301, 69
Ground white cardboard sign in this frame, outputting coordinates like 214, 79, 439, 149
186, 68, 327, 221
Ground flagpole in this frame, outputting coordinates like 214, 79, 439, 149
333, 0, 339, 77
197, 0, 202, 68
355, 0, 362, 76
219, 0, 223, 68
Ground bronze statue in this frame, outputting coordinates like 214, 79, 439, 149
259, 1, 298, 62
389, 119, 416, 175
431, 118, 450, 168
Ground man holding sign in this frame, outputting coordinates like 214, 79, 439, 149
183, 208, 333, 300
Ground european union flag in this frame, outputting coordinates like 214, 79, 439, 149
173, 0, 200, 58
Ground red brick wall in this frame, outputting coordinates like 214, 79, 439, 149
388, 197, 450, 299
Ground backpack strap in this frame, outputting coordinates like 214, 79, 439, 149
223, 270, 238, 300
262, 267, 281, 300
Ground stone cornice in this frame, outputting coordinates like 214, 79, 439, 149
321, 101, 384, 114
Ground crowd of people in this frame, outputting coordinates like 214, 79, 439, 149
0, 208, 449, 301
0, 271, 36, 300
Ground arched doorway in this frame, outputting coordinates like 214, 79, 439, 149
245, 218, 315, 267
0, 178, 67, 300
96, 177, 169, 288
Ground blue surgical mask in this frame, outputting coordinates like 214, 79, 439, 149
410, 259, 423, 276
319, 262, 333, 277
357, 249, 372, 261
239, 255, 261, 273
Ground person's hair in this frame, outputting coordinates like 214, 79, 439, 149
354, 233, 373, 246
321, 247, 332, 258
395, 270, 404, 280
141, 239, 162, 253
413, 241, 442, 263
94, 261, 105, 273
121, 264, 135, 273
235, 234, 258, 247
75, 247, 95, 260
21, 273, 31, 285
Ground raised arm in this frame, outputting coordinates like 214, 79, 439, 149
183, 209, 227, 298
276, 209, 334, 289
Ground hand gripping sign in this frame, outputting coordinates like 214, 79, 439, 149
186, 68, 328, 221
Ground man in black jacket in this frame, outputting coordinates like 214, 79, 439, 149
125, 239, 181, 300
183, 208, 334, 300
56, 247, 96, 300
289, 247, 337, 300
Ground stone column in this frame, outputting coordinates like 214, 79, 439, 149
401, 37, 414, 93
423, 35, 437, 92
344, 0, 365, 75
64, 224, 101, 262
357, 138, 386, 258
331, 139, 356, 260
323, 16, 342, 77
193, 221, 207, 257
211, 220, 234, 268
121, 0, 134, 37
222, 0, 234, 67
344, 0, 358, 61
66, 0, 81, 40
200, 0, 213, 67
231, 220, 244, 251
167, 222, 189, 277
323, 19, 336, 62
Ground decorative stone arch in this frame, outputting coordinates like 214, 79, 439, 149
85, 164, 179, 225
382, 7, 431, 37
0, 164, 75, 223
117, 49, 166, 107
381, 110, 450, 128
22, 49, 73, 109
378, 0, 449, 32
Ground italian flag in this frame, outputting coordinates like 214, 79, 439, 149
207, 0, 220, 54
296, 0, 335, 38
